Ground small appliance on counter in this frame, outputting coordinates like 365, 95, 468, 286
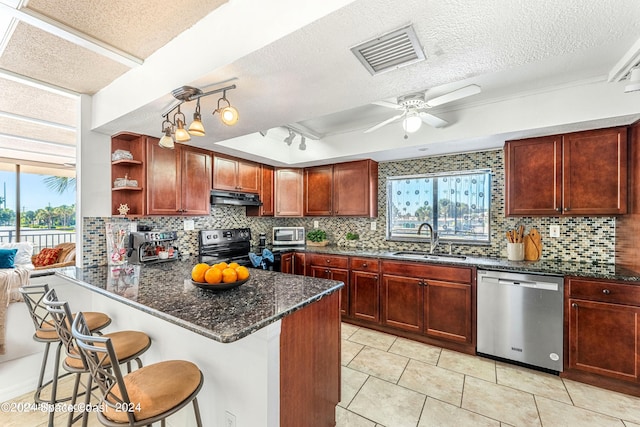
127, 231, 180, 264
272, 226, 305, 246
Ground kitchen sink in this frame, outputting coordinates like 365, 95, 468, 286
391, 251, 467, 261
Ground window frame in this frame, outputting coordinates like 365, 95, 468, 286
385, 168, 492, 245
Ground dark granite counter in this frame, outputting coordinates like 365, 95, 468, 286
56, 259, 343, 343
288, 246, 640, 282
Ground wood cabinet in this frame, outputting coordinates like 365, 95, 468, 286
275, 168, 304, 217
111, 132, 147, 216
246, 165, 274, 217
293, 252, 306, 276
281, 252, 293, 274
147, 142, 212, 215
309, 254, 349, 315
381, 261, 473, 344
565, 277, 640, 394
349, 257, 380, 323
505, 127, 628, 216
304, 165, 333, 216
212, 153, 260, 193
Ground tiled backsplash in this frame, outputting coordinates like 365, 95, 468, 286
83, 150, 615, 267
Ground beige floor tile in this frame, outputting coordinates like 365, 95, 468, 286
461, 376, 541, 426
536, 395, 625, 427
496, 362, 571, 404
624, 421, 640, 427
563, 379, 640, 423
342, 322, 360, 340
342, 339, 365, 366
336, 406, 377, 427
340, 366, 369, 408
348, 328, 397, 351
348, 346, 409, 383
389, 337, 441, 365
399, 359, 464, 406
437, 349, 496, 382
348, 376, 425, 427
418, 397, 500, 427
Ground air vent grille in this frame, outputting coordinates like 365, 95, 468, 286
351, 24, 425, 75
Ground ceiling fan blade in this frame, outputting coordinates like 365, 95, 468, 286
372, 100, 402, 110
364, 113, 404, 133
425, 84, 481, 108
419, 112, 448, 128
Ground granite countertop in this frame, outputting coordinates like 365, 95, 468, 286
285, 246, 640, 282
56, 259, 343, 343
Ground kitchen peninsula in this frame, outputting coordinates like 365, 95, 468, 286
54, 261, 343, 427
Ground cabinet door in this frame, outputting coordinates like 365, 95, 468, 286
568, 298, 640, 382
505, 136, 562, 215
563, 127, 627, 215
304, 165, 333, 216
237, 160, 260, 193
275, 168, 303, 217
381, 274, 423, 333
333, 160, 377, 217
212, 155, 238, 191
424, 279, 471, 343
146, 141, 180, 215
281, 252, 293, 274
180, 146, 212, 215
350, 270, 380, 323
293, 252, 306, 276
246, 165, 274, 217
330, 269, 350, 316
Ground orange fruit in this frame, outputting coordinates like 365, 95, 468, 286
228, 262, 240, 270
215, 262, 228, 270
221, 267, 238, 283
204, 267, 222, 284
235, 266, 250, 280
191, 263, 210, 283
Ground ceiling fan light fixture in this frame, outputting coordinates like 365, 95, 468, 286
403, 113, 422, 133
426, 84, 481, 107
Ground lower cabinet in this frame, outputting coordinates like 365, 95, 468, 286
349, 257, 380, 323
565, 277, 640, 395
280, 252, 293, 274
308, 254, 349, 316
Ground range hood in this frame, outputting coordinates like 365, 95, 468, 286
210, 190, 262, 207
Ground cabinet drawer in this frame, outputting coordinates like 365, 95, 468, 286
568, 278, 640, 306
381, 261, 472, 284
349, 257, 379, 272
308, 254, 349, 269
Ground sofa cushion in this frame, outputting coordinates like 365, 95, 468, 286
0, 248, 17, 268
0, 242, 33, 266
33, 247, 62, 267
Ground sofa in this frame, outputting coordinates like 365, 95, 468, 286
31, 242, 76, 270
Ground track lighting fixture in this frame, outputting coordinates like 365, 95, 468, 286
282, 128, 309, 150
284, 129, 295, 145
299, 135, 306, 151
159, 84, 238, 147
625, 68, 640, 93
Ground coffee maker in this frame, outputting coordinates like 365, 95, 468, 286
127, 231, 179, 264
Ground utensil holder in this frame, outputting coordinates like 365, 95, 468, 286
507, 242, 524, 261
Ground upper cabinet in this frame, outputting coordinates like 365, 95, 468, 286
303, 160, 379, 217
213, 153, 260, 193
275, 168, 304, 217
111, 132, 147, 216
505, 127, 628, 216
147, 142, 212, 216
246, 164, 274, 217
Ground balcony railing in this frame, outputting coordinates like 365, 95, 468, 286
0, 229, 75, 254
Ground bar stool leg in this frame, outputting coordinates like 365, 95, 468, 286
34, 341, 51, 401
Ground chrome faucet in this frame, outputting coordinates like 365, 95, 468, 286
417, 222, 439, 253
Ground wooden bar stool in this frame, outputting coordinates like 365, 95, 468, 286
43, 288, 152, 426
72, 312, 204, 427
19, 284, 112, 426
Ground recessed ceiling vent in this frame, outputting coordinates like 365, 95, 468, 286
351, 24, 425, 76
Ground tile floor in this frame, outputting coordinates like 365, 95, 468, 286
3, 323, 640, 426
337, 323, 640, 427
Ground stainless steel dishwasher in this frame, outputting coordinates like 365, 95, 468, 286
477, 269, 564, 372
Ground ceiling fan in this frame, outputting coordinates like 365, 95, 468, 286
364, 84, 481, 134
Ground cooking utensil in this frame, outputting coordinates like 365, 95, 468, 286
524, 227, 542, 260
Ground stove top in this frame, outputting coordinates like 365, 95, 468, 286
198, 228, 252, 266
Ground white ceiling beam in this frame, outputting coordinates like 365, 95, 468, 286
0, 68, 78, 97
608, 36, 640, 82
0, 110, 76, 131
0, 2, 143, 68
0, 131, 75, 148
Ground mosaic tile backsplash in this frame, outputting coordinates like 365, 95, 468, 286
83, 150, 615, 267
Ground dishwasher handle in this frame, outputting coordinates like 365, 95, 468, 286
496, 278, 559, 291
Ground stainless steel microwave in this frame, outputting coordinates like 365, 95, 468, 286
272, 227, 305, 246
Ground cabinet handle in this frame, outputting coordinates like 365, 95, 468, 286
564, 207, 570, 212
326, 259, 331, 263
602, 289, 611, 295
556, 208, 562, 212
362, 263, 368, 268
374, 275, 378, 280
571, 303, 578, 308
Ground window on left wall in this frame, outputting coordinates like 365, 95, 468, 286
0, 162, 76, 254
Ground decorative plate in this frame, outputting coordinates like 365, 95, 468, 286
191, 278, 249, 291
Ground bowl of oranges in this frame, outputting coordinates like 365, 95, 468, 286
190, 262, 251, 291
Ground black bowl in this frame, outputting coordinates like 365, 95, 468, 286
191, 278, 249, 291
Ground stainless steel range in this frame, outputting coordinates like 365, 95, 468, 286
198, 228, 281, 271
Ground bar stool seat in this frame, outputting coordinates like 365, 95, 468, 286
34, 311, 111, 341
72, 313, 203, 427
63, 330, 150, 370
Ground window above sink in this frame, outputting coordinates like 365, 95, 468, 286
386, 169, 492, 244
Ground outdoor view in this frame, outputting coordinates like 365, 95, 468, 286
0, 163, 76, 253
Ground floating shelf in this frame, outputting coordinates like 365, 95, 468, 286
112, 186, 143, 191
112, 159, 142, 165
